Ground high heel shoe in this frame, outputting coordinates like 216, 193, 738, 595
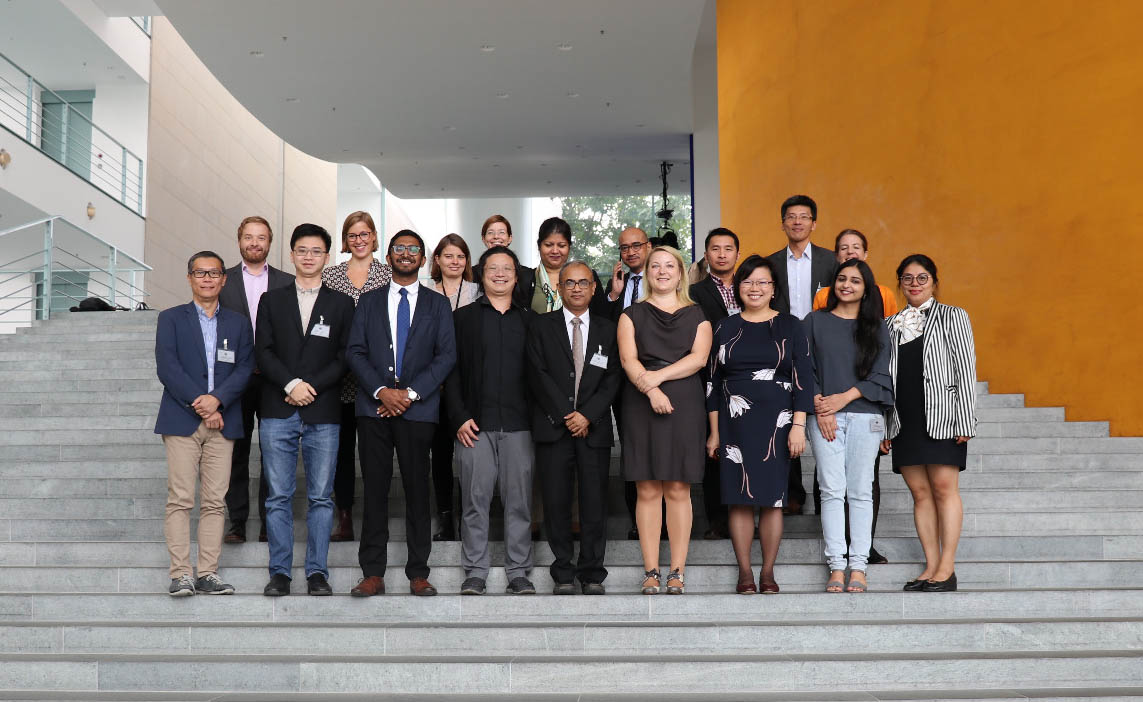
665, 568, 685, 595
641, 569, 661, 595
922, 572, 957, 592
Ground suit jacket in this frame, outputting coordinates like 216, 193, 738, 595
604, 270, 646, 323
218, 263, 295, 335
885, 301, 977, 441
765, 243, 836, 316
526, 310, 620, 448
154, 302, 254, 439
520, 266, 611, 318
254, 284, 355, 424
689, 275, 733, 326
346, 283, 457, 423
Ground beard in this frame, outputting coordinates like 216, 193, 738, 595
242, 246, 269, 264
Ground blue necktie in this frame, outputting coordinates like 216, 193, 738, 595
395, 288, 410, 380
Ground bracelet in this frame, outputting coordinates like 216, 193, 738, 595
792, 423, 805, 427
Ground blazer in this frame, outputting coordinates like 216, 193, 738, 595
218, 263, 295, 335
765, 243, 836, 316
689, 275, 733, 326
346, 283, 457, 423
444, 296, 534, 433
885, 301, 977, 440
254, 284, 355, 424
526, 310, 621, 448
520, 266, 611, 318
604, 270, 646, 323
154, 302, 254, 439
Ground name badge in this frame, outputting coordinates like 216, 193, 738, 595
217, 338, 235, 364
311, 316, 331, 338
589, 345, 608, 369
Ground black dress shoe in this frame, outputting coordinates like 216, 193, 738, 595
868, 547, 889, 565
626, 527, 639, 540
552, 582, 576, 595
902, 578, 926, 592
263, 573, 291, 596
581, 582, 606, 596
432, 511, 455, 542
922, 572, 957, 592
307, 573, 332, 596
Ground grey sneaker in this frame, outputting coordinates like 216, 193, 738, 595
552, 582, 576, 595
168, 575, 196, 597
460, 576, 486, 595
195, 573, 235, 595
506, 577, 536, 595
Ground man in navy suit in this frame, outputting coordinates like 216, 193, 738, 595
346, 230, 457, 597
155, 251, 254, 597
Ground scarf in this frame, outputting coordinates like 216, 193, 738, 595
892, 296, 934, 345
536, 265, 563, 312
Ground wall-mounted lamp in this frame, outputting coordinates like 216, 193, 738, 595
0, 148, 11, 169
86, 202, 96, 219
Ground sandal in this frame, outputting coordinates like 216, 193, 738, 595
665, 568, 686, 595
825, 570, 845, 593
846, 572, 868, 593
641, 569, 661, 595
736, 570, 757, 595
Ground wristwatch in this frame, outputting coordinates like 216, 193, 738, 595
406, 388, 420, 402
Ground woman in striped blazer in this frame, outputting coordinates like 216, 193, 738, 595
882, 254, 976, 593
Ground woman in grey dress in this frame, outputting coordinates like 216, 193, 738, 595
618, 246, 712, 596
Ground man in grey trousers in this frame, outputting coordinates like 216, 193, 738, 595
443, 246, 536, 595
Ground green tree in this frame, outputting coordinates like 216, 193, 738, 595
559, 194, 693, 275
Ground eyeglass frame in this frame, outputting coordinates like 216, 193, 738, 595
618, 241, 648, 254
190, 269, 224, 279
390, 244, 423, 255
899, 274, 932, 285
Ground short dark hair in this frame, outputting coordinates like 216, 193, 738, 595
705, 227, 740, 251
781, 194, 818, 221
187, 250, 224, 274
731, 254, 781, 311
478, 245, 521, 279
896, 253, 939, 286
390, 229, 426, 254
537, 217, 572, 247
290, 223, 331, 251
834, 228, 868, 252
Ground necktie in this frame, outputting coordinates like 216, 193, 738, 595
627, 274, 641, 308
395, 288, 410, 379
571, 317, 584, 404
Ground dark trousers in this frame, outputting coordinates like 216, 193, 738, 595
537, 435, 610, 585
431, 406, 456, 514
703, 456, 727, 529
613, 388, 638, 525
357, 416, 435, 580
334, 402, 358, 511
814, 453, 882, 540
225, 379, 267, 527
788, 456, 808, 508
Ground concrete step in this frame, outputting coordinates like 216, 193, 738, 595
1, 331, 156, 343
0, 390, 160, 407
0, 358, 156, 371
974, 421, 1109, 438
981, 454, 1143, 471
0, 368, 159, 382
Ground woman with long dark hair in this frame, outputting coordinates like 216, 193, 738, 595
806, 258, 893, 592
884, 254, 976, 592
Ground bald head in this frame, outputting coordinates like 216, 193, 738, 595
618, 227, 650, 272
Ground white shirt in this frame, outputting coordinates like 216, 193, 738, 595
786, 244, 813, 319
283, 282, 322, 395
623, 270, 643, 309
374, 280, 420, 399
563, 307, 590, 361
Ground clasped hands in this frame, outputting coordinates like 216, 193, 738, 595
635, 369, 673, 415
286, 381, 317, 407
191, 394, 224, 431
376, 387, 412, 418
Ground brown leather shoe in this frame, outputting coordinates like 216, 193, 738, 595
330, 508, 354, 542
409, 577, 437, 597
223, 526, 245, 544
350, 576, 385, 597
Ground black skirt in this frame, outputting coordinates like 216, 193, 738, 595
891, 335, 967, 473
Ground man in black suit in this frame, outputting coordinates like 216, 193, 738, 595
254, 224, 354, 597
345, 230, 456, 597
218, 215, 295, 543
689, 227, 742, 539
766, 195, 836, 514
528, 260, 622, 594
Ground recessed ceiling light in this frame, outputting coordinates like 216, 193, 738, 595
495, 91, 510, 99
480, 44, 495, 52
413, 183, 420, 187
635, 123, 645, 128
635, 179, 642, 183
515, 145, 524, 150
546, 180, 553, 184
557, 42, 573, 51
458, 146, 466, 150
540, 163, 547, 167
574, 144, 583, 149
249, 50, 264, 58
285, 97, 299, 103
117, 75, 125, 80
444, 125, 456, 131
492, 164, 501, 168
566, 91, 580, 98
342, 149, 350, 153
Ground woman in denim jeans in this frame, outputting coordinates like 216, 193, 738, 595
805, 259, 893, 592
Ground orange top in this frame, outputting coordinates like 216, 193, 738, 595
813, 283, 899, 318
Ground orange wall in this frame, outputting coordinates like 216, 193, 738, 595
717, 0, 1143, 435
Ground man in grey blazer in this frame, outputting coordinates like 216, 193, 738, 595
766, 195, 836, 514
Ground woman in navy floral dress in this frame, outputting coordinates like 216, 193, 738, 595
706, 255, 813, 594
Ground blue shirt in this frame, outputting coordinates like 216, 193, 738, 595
195, 302, 218, 392
786, 245, 814, 319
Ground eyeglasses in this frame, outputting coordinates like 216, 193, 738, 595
190, 270, 223, 279
740, 280, 774, 288
619, 242, 648, 254
346, 231, 373, 242
293, 247, 327, 258
561, 278, 592, 290
390, 244, 422, 255
783, 214, 814, 223
484, 265, 515, 275
899, 274, 931, 285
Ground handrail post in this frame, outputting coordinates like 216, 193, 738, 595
137, 156, 144, 213
108, 247, 118, 307
120, 146, 128, 204
60, 105, 69, 167
130, 270, 137, 309
42, 220, 54, 321
24, 75, 34, 142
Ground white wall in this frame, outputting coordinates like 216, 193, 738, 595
690, 0, 721, 245
60, 0, 151, 82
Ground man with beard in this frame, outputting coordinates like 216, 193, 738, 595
219, 216, 295, 543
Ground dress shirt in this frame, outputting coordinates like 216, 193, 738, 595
194, 302, 218, 393
241, 262, 270, 330
283, 282, 322, 395
478, 301, 529, 431
786, 244, 813, 319
711, 274, 740, 315
623, 271, 643, 309
374, 280, 421, 399
562, 307, 590, 359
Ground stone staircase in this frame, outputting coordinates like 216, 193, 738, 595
0, 310, 1141, 700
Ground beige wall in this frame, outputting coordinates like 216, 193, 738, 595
144, 17, 336, 309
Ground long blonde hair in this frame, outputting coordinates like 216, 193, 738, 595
637, 246, 694, 307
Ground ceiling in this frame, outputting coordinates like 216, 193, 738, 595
153, 0, 707, 199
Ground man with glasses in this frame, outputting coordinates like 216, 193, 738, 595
767, 195, 836, 515
219, 216, 294, 544
527, 261, 621, 594
346, 230, 456, 597
255, 225, 355, 597
155, 252, 253, 596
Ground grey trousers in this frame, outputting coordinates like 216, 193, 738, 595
458, 430, 534, 580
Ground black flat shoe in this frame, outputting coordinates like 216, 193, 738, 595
263, 573, 291, 597
922, 572, 957, 592
868, 547, 888, 565
306, 573, 333, 596
902, 578, 926, 592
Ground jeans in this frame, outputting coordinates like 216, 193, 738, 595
809, 411, 884, 572
260, 412, 339, 578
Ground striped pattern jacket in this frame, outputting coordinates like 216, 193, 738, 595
885, 301, 977, 440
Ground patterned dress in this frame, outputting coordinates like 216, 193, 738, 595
706, 313, 814, 506
322, 259, 392, 403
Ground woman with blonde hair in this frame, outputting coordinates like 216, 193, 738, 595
617, 246, 712, 595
